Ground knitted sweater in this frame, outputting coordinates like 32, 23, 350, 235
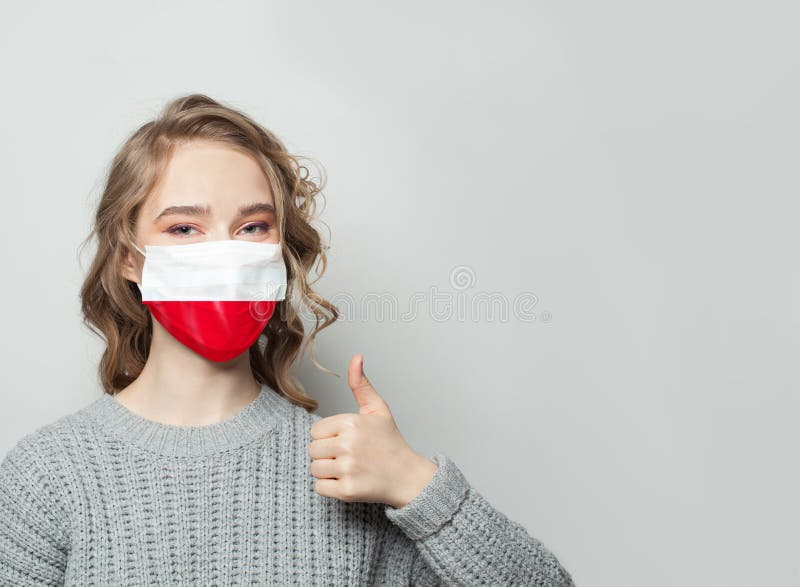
0, 383, 574, 586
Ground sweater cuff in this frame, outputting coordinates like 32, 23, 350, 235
384, 453, 470, 540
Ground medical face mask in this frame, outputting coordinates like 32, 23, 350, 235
132, 239, 288, 362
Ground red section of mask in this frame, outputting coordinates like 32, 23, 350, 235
143, 300, 278, 362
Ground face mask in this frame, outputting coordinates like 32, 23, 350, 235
132, 239, 287, 362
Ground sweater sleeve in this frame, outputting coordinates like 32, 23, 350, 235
0, 438, 69, 586
384, 453, 575, 586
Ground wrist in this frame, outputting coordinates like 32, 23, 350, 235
387, 452, 439, 510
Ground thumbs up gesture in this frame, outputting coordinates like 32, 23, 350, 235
308, 354, 439, 509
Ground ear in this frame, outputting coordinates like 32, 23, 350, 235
119, 246, 142, 284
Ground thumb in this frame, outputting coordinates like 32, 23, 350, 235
348, 354, 390, 416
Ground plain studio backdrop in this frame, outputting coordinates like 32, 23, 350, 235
0, 1, 797, 585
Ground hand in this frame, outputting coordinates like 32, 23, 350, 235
308, 354, 439, 509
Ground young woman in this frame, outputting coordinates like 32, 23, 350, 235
0, 94, 574, 585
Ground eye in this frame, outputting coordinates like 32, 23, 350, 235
239, 222, 271, 236
166, 224, 199, 237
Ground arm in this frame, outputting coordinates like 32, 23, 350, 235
384, 453, 575, 586
0, 439, 69, 586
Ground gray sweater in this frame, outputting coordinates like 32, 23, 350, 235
0, 383, 574, 586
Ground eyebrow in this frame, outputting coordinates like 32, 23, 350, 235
153, 201, 276, 223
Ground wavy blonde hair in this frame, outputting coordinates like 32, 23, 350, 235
78, 94, 339, 412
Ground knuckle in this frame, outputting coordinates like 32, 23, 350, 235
339, 481, 355, 502
339, 455, 354, 474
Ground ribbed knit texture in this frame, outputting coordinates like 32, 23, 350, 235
0, 384, 574, 586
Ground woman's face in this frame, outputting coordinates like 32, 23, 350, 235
123, 139, 278, 282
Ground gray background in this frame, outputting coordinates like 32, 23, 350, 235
1, 1, 797, 585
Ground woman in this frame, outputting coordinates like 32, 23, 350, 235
0, 94, 574, 585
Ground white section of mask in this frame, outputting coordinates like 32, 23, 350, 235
135, 240, 288, 302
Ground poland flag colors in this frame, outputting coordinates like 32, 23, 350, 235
136, 239, 288, 362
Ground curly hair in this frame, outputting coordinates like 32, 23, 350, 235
78, 93, 339, 412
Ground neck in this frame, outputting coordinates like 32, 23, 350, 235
114, 319, 261, 427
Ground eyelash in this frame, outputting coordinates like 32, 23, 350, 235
166, 222, 271, 237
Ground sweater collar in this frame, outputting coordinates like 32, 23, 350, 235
83, 383, 292, 457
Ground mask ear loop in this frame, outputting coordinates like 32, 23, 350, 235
131, 243, 146, 292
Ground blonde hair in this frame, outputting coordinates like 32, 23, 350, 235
78, 93, 339, 412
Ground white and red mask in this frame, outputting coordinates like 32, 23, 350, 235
132, 239, 287, 362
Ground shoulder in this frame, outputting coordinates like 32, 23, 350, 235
0, 408, 84, 535
274, 392, 325, 429
1, 408, 81, 467
1, 396, 105, 497
278, 396, 324, 449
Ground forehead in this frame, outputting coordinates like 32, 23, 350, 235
145, 140, 274, 212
